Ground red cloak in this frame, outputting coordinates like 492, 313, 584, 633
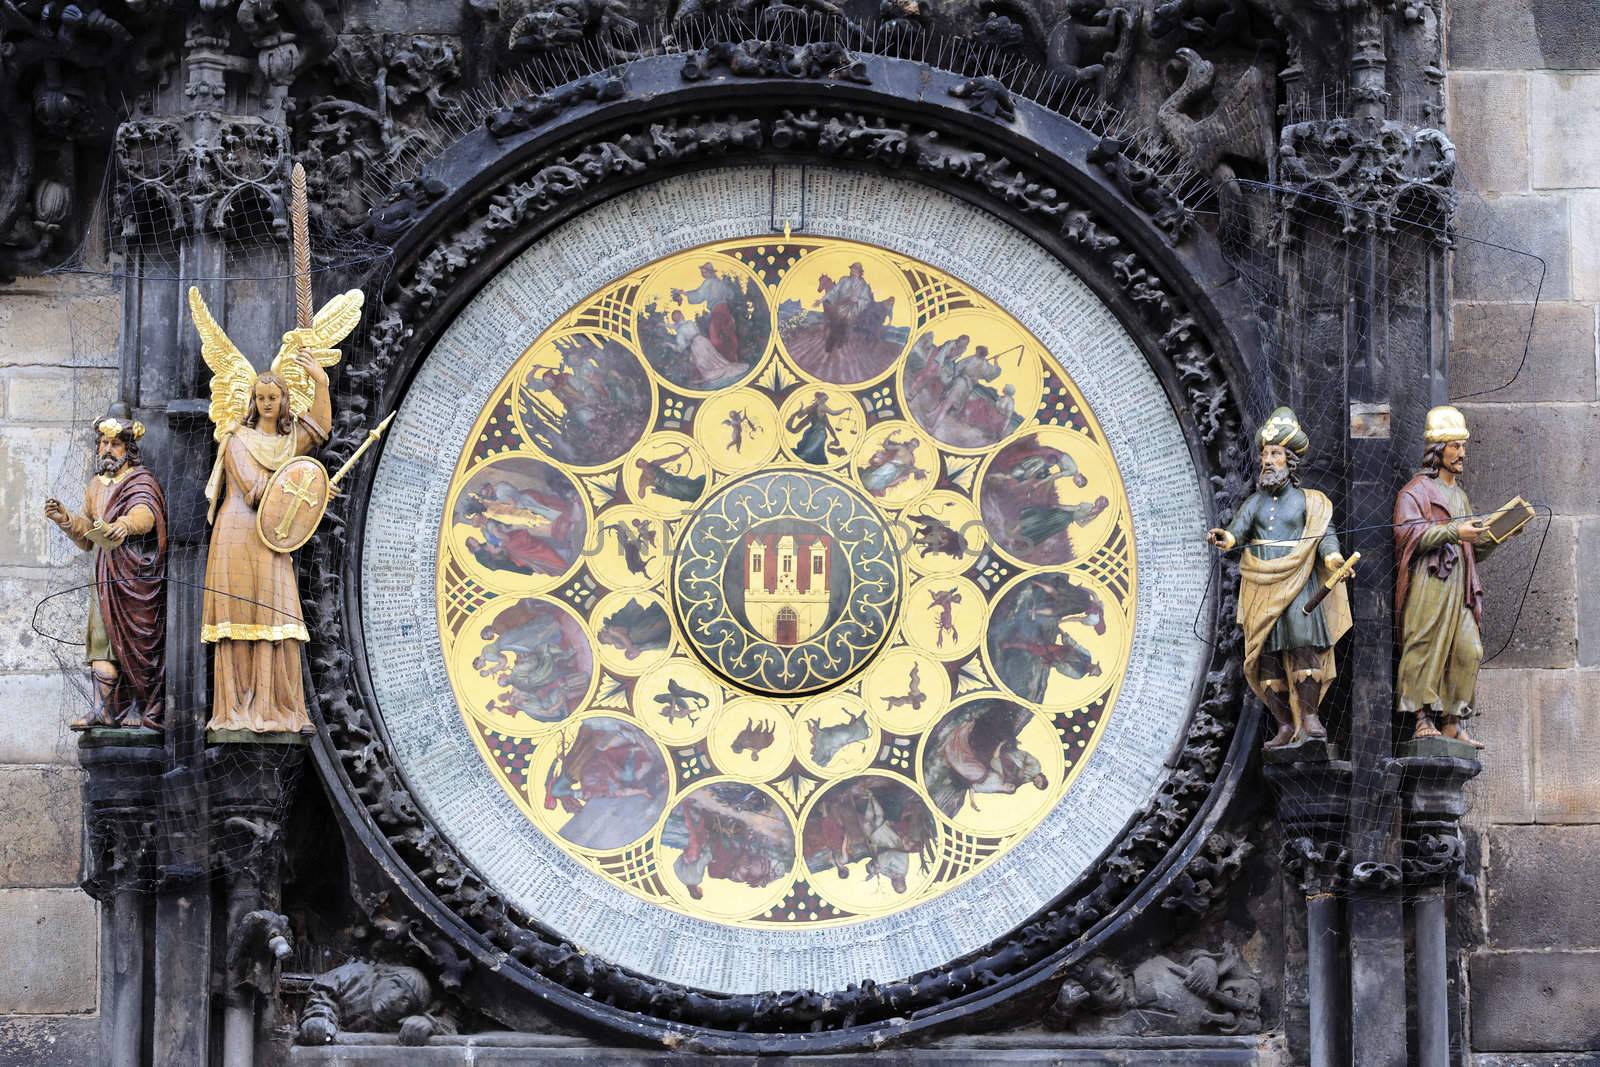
99, 467, 167, 722
1393, 473, 1483, 623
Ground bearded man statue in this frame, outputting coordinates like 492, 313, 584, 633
43, 403, 168, 729
1207, 407, 1351, 748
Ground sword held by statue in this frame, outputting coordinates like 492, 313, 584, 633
1302, 551, 1360, 615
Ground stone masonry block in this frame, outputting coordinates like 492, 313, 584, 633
1449, 73, 1529, 194
1582, 518, 1600, 668
1476, 1057, 1600, 1067
1570, 194, 1600, 303
1454, 195, 1569, 302
0, 673, 77, 765
1479, 514, 1576, 670
1447, 0, 1600, 70
1531, 669, 1600, 823
0, 568, 91, 674
0, 367, 118, 425
1450, 302, 1596, 404
1471, 950, 1600, 1052
0, 288, 118, 368
0, 1016, 100, 1067
1487, 826, 1600, 948
1463, 669, 1534, 825
0, 428, 94, 569
1454, 403, 1600, 519
1531, 74, 1600, 191
341, 5, 463, 34
0, 890, 96, 1014
0, 767, 83, 887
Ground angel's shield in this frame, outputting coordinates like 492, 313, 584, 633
256, 456, 331, 553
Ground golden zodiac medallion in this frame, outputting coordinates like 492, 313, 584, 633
436, 235, 1137, 928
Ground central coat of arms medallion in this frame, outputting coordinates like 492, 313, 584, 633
674, 469, 900, 696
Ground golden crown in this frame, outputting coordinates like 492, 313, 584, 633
97, 417, 145, 441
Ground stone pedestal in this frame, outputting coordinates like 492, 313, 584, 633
208, 735, 307, 1067
1265, 754, 1353, 1067
78, 729, 166, 1067
1399, 754, 1482, 1067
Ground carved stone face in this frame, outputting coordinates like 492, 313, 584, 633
254, 381, 285, 424
369, 968, 428, 1025
1080, 958, 1131, 1009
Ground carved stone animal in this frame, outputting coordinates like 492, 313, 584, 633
500, 0, 638, 56
1156, 48, 1271, 184
1046, 0, 1137, 96
807, 710, 872, 766
1150, 0, 1270, 49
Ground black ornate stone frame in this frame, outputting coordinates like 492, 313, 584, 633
299, 50, 1262, 1052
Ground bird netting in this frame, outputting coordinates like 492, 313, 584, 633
1210, 176, 1551, 909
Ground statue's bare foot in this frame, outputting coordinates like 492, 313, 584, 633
1441, 720, 1486, 750
1263, 722, 1296, 748
1300, 711, 1328, 739
1412, 715, 1442, 740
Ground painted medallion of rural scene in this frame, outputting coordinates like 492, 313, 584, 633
436, 236, 1136, 928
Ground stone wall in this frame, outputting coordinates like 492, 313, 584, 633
0, 273, 118, 1063
1446, 0, 1600, 1059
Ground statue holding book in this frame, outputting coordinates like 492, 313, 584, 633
1394, 406, 1530, 749
43, 403, 168, 729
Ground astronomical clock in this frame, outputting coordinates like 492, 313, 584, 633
361, 167, 1215, 996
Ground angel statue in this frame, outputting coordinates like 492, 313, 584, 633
189, 284, 364, 732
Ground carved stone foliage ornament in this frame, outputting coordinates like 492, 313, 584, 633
294, 68, 1254, 1045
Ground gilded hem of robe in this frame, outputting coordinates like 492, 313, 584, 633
201, 621, 310, 643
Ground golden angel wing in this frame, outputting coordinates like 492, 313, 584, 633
307, 289, 364, 364
271, 289, 364, 418
187, 286, 256, 442
275, 289, 364, 368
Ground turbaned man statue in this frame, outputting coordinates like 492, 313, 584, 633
1207, 408, 1351, 748
1394, 405, 1513, 750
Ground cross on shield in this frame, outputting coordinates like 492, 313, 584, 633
256, 456, 332, 553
